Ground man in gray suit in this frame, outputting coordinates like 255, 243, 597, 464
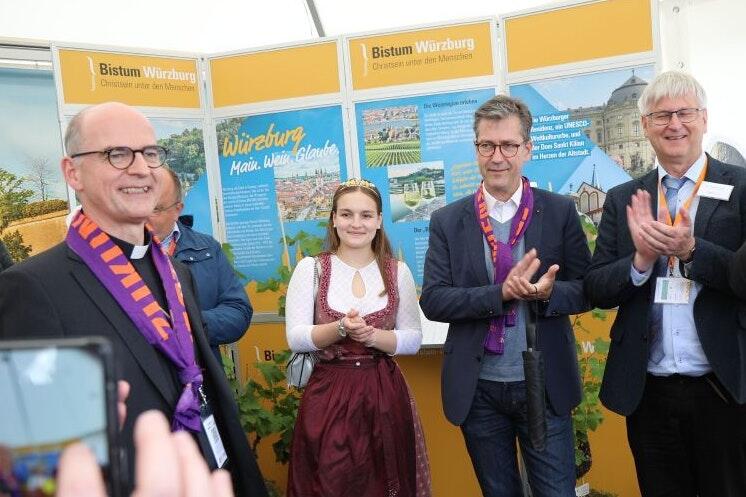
586, 71, 746, 496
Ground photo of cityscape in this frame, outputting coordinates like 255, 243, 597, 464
362, 105, 421, 167
274, 159, 340, 222
388, 162, 445, 223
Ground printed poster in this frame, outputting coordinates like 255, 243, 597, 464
510, 65, 656, 224
152, 119, 212, 236
355, 88, 494, 289
217, 105, 347, 310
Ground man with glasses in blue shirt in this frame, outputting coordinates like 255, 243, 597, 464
586, 71, 746, 496
148, 167, 252, 366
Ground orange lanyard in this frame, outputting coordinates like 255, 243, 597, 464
657, 159, 707, 273
167, 239, 177, 257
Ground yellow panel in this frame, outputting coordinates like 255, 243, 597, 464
349, 22, 494, 90
58, 49, 200, 108
210, 42, 340, 107
505, 0, 653, 72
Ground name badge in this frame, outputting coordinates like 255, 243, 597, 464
202, 413, 228, 468
198, 387, 228, 468
654, 277, 691, 304
698, 181, 733, 201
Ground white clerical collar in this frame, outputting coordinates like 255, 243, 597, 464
656, 152, 707, 184
130, 244, 149, 259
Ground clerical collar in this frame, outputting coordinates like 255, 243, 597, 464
109, 231, 152, 260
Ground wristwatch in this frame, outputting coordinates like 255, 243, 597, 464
337, 318, 347, 337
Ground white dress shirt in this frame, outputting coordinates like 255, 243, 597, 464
285, 255, 423, 355
483, 182, 523, 223
630, 152, 710, 376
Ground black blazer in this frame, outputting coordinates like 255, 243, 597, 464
585, 156, 746, 416
0, 242, 268, 497
420, 188, 591, 425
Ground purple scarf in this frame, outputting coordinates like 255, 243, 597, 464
474, 178, 534, 354
66, 211, 202, 432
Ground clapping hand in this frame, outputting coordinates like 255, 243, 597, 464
627, 189, 695, 272
627, 189, 660, 271
344, 308, 377, 346
641, 206, 695, 261
501, 249, 558, 301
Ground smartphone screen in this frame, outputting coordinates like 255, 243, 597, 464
0, 338, 118, 497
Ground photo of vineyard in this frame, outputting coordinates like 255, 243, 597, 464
365, 142, 421, 167
362, 105, 421, 167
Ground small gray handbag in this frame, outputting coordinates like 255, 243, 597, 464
286, 257, 320, 388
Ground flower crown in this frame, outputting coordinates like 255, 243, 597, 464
337, 178, 380, 198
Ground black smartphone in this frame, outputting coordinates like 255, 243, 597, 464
0, 337, 120, 497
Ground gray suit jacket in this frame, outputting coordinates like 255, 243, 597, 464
420, 188, 591, 425
585, 155, 746, 415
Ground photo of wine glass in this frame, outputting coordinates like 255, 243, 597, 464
387, 161, 445, 223
421, 180, 435, 200
403, 183, 421, 210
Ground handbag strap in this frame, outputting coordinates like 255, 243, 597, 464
312, 256, 319, 300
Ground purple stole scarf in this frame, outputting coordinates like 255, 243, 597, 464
66, 211, 203, 432
474, 177, 534, 354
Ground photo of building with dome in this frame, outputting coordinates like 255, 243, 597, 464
568, 71, 656, 178
510, 65, 656, 225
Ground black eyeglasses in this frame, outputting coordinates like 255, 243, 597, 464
70, 146, 168, 170
474, 141, 525, 158
152, 200, 182, 215
644, 108, 703, 126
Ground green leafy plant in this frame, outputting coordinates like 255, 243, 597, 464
572, 310, 610, 478
2, 229, 31, 262
223, 351, 301, 464
256, 225, 326, 316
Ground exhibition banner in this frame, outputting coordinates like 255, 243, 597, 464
217, 105, 347, 302
347, 21, 494, 90
355, 88, 494, 287
56, 49, 200, 107
152, 119, 213, 236
510, 65, 655, 222
503, 0, 654, 73
210, 42, 340, 107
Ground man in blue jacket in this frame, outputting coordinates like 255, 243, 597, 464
420, 95, 590, 497
149, 167, 252, 364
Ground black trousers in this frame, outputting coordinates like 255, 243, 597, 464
627, 373, 746, 497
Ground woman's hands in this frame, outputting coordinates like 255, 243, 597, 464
343, 309, 378, 347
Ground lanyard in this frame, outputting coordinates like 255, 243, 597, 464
657, 160, 707, 274
167, 239, 177, 257
474, 178, 534, 354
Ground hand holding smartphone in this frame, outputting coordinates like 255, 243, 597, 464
0, 337, 120, 497
57, 410, 234, 497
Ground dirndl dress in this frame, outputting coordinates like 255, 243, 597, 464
287, 253, 431, 497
